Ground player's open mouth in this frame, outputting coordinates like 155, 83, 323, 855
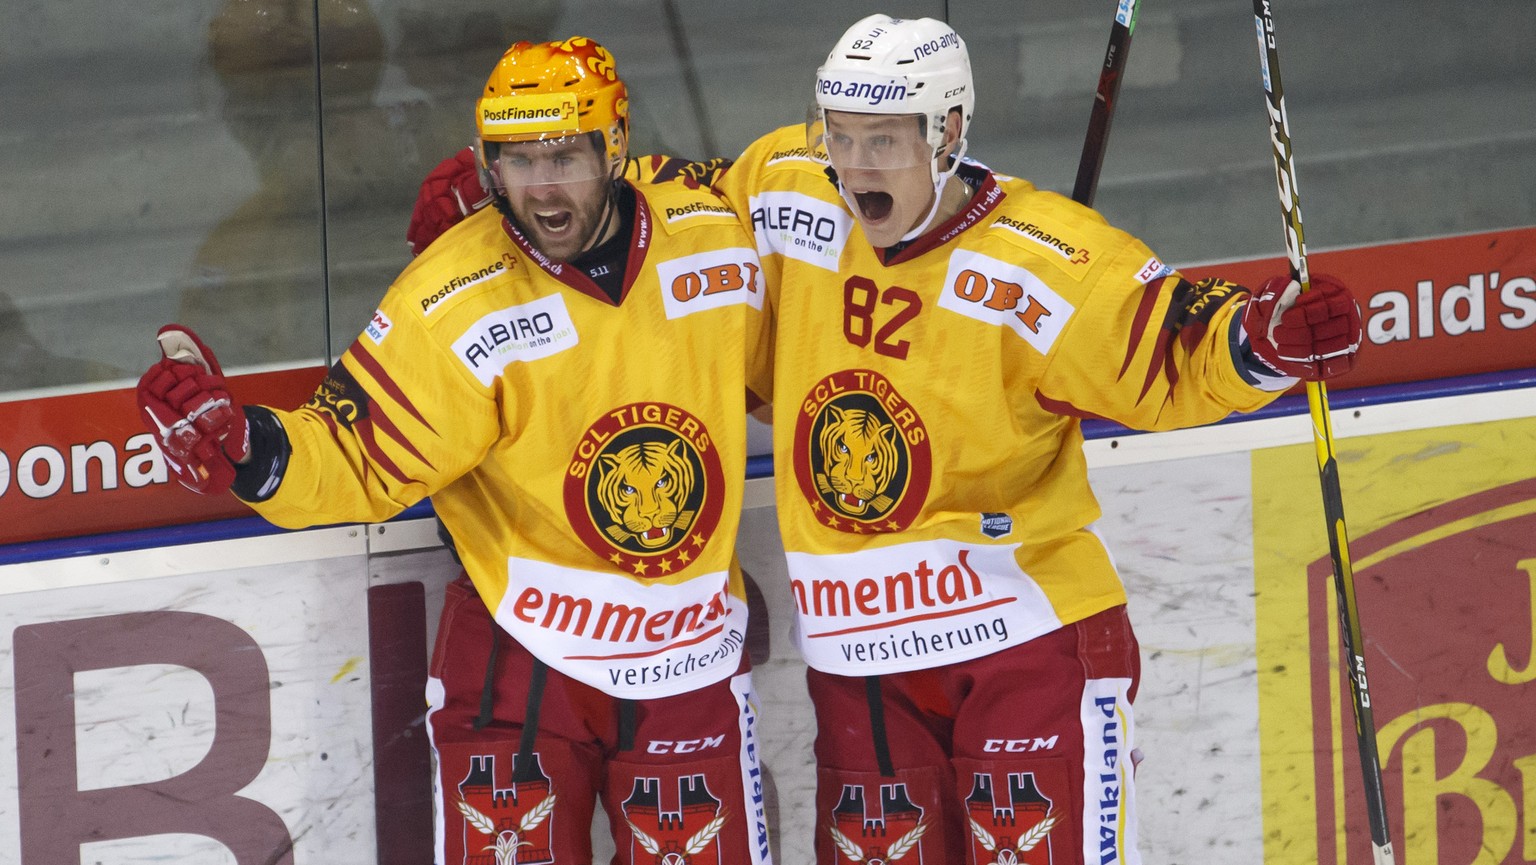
852, 191, 893, 223
535, 210, 573, 233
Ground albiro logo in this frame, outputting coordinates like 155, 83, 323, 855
453, 294, 578, 386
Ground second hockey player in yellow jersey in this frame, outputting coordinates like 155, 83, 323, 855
715, 14, 1361, 865
728, 131, 1276, 675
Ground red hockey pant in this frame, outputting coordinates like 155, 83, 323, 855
426, 575, 772, 865
807, 605, 1142, 865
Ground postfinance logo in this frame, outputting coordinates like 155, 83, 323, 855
479, 93, 579, 135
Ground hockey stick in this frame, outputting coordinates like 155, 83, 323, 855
1250, 4, 1395, 865
1072, 0, 1142, 206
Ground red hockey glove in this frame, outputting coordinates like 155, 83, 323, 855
1240, 274, 1362, 381
406, 146, 492, 256
136, 324, 250, 495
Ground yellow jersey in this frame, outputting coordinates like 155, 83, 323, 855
246, 181, 770, 698
718, 125, 1277, 675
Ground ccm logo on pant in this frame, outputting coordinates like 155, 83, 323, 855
982, 736, 1059, 753
647, 735, 726, 754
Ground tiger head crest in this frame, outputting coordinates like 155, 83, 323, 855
816, 405, 901, 517
596, 439, 698, 550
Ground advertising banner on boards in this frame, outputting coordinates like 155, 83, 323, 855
4, 227, 1534, 546
1254, 414, 1536, 864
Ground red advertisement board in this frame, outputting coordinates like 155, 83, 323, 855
2, 227, 1533, 547
0, 367, 325, 546
1183, 226, 1536, 390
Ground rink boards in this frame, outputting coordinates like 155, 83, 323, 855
2, 383, 1535, 864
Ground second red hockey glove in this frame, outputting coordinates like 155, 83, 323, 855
406, 146, 492, 256
136, 324, 250, 495
1240, 274, 1362, 381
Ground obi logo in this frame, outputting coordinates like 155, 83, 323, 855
939, 250, 1075, 355
565, 402, 726, 575
952, 270, 1053, 333
657, 248, 764, 320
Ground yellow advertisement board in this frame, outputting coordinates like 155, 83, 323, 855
1255, 415, 1536, 864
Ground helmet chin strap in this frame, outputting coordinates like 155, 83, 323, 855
897, 137, 968, 243
573, 160, 626, 257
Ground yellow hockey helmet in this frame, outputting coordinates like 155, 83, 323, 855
476, 37, 629, 167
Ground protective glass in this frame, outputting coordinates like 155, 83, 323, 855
807, 109, 931, 171
490, 133, 611, 188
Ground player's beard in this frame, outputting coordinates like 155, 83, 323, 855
506, 176, 613, 262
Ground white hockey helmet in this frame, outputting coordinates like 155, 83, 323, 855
813, 14, 974, 155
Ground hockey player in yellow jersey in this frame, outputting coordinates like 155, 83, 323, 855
397, 14, 1364, 865
137, 37, 775, 865
713, 15, 1362, 865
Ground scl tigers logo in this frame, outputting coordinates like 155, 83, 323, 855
565, 402, 726, 576
794, 370, 932, 534
817, 406, 900, 517
596, 440, 697, 550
